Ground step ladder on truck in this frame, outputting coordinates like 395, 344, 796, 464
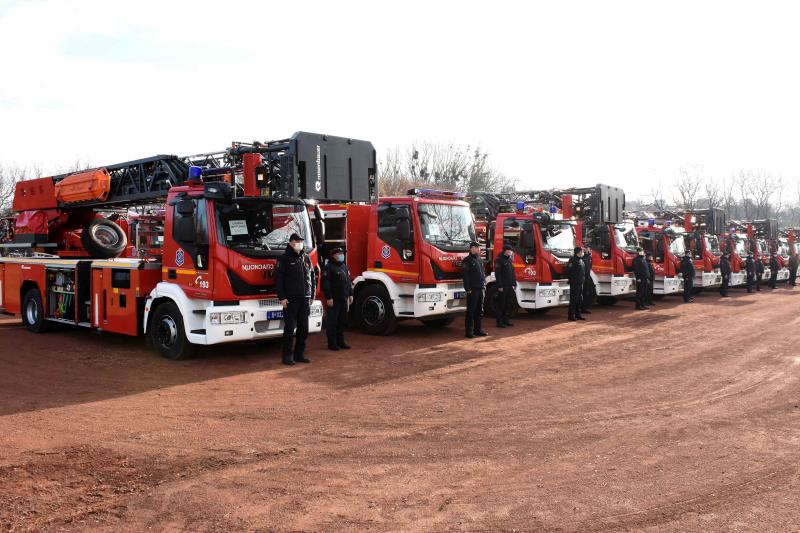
0, 132, 376, 359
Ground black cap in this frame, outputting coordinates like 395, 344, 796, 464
502, 244, 513, 252
574, 246, 583, 254
469, 241, 480, 248
330, 247, 343, 255
289, 233, 304, 242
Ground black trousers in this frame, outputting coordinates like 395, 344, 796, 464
756, 273, 762, 291
581, 278, 595, 312
282, 297, 310, 358
494, 287, 513, 324
790, 267, 797, 286
635, 278, 648, 307
326, 300, 349, 347
746, 275, 755, 293
465, 289, 484, 334
769, 272, 777, 289
647, 277, 655, 305
720, 275, 729, 296
568, 283, 584, 319
683, 278, 694, 302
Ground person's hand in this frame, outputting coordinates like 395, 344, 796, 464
280, 299, 288, 309
348, 296, 353, 305
327, 299, 334, 308
466, 290, 472, 294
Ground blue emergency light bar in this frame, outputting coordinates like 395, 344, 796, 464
407, 188, 465, 199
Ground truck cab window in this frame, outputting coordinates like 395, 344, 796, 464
378, 204, 414, 259
172, 198, 209, 269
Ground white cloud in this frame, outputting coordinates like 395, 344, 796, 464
1, 0, 800, 198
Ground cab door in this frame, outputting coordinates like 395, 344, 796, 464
165, 197, 213, 300
374, 202, 419, 284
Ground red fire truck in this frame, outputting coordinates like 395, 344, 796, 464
543, 185, 637, 302
738, 219, 783, 282
468, 192, 574, 315
718, 223, 749, 288
633, 213, 686, 295
0, 132, 375, 359
680, 209, 723, 288
316, 189, 475, 335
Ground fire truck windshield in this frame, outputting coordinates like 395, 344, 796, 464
614, 222, 639, 253
215, 199, 312, 258
668, 233, 686, 256
731, 236, 747, 256
417, 203, 476, 252
704, 235, 722, 256
540, 222, 575, 257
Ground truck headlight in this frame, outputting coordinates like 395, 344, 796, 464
209, 311, 247, 325
310, 305, 323, 317
538, 288, 557, 297
614, 279, 629, 287
416, 292, 443, 302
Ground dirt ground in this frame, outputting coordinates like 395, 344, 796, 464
1, 286, 799, 532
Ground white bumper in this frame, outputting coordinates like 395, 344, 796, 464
697, 269, 722, 287
729, 271, 747, 287
514, 281, 570, 309
409, 283, 467, 318
654, 276, 683, 295
777, 268, 790, 281
198, 299, 323, 346
593, 273, 635, 296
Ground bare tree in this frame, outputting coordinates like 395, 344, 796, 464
379, 142, 514, 196
674, 165, 704, 210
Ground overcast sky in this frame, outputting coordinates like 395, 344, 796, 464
1, 0, 799, 199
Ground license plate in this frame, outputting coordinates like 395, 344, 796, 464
454, 291, 466, 299
266, 311, 284, 320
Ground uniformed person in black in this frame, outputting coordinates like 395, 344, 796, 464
745, 252, 756, 293
719, 251, 731, 297
755, 253, 764, 291
633, 248, 649, 310
580, 247, 595, 314
768, 251, 779, 289
275, 233, 316, 365
493, 244, 517, 327
322, 247, 353, 351
646, 253, 656, 306
789, 251, 799, 287
567, 246, 586, 321
680, 250, 695, 303
462, 241, 488, 338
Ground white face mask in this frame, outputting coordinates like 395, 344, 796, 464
292, 242, 303, 252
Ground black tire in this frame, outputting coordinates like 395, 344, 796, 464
597, 296, 617, 306
149, 302, 194, 360
81, 218, 128, 258
354, 284, 398, 335
21, 288, 51, 333
421, 316, 455, 328
526, 308, 549, 315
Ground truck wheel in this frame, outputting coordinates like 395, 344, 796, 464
149, 302, 194, 360
21, 288, 51, 333
421, 316, 455, 328
81, 218, 128, 258
597, 296, 617, 306
354, 285, 398, 335
484, 284, 497, 317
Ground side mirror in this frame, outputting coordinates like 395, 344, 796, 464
312, 204, 326, 243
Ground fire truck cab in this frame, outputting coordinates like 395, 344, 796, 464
634, 215, 685, 295
469, 192, 574, 315
681, 209, 724, 288
318, 189, 474, 335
